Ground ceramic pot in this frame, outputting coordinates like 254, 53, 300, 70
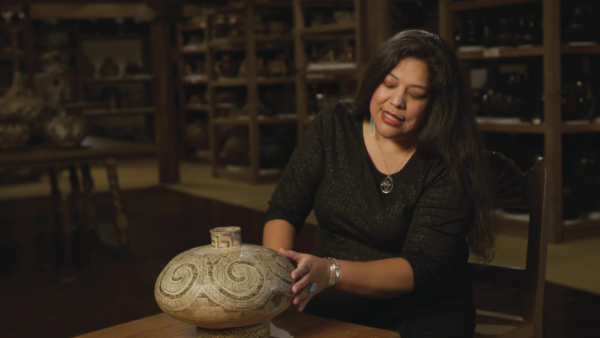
184, 120, 209, 150
45, 113, 87, 148
0, 120, 30, 150
155, 227, 294, 337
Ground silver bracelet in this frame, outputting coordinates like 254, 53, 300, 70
331, 257, 340, 286
325, 257, 340, 287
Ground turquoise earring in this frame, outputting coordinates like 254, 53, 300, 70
369, 117, 376, 136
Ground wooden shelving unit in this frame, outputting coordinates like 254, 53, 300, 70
449, 0, 540, 11
2, 2, 179, 184
293, 0, 364, 133
457, 46, 544, 60
440, 0, 600, 243
175, 5, 211, 164
173, 0, 364, 183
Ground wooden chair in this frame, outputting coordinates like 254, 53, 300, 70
472, 152, 548, 338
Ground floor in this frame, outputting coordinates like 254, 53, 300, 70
1, 159, 599, 337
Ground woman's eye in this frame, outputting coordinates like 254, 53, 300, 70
409, 92, 426, 99
384, 82, 394, 88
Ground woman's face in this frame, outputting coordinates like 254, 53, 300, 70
369, 57, 430, 143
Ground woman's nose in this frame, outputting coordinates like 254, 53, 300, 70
389, 90, 406, 109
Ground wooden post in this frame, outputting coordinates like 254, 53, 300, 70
151, 17, 180, 184
293, 0, 308, 141
542, 0, 562, 243
438, 0, 453, 43
363, 0, 391, 62
246, 0, 260, 183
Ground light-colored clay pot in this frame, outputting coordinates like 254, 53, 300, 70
155, 227, 294, 335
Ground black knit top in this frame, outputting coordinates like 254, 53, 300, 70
265, 101, 475, 335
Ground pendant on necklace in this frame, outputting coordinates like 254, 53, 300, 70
381, 176, 393, 194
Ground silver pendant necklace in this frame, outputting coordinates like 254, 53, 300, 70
374, 134, 411, 194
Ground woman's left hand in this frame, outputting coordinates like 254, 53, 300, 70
278, 248, 330, 312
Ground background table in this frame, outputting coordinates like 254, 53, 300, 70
0, 136, 156, 245
74, 311, 400, 338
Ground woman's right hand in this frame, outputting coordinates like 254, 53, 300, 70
278, 248, 331, 312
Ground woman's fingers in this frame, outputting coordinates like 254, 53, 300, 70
292, 273, 312, 293
278, 248, 301, 261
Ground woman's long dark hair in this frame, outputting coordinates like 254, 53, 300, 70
354, 29, 495, 262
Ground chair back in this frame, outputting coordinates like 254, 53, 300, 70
471, 152, 547, 337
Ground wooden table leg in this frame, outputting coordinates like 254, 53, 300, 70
48, 167, 64, 270
80, 164, 96, 230
105, 158, 129, 246
68, 165, 82, 227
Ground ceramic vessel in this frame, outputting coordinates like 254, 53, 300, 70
155, 227, 294, 337
0, 120, 30, 150
184, 120, 209, 150
45, 112, 87, 148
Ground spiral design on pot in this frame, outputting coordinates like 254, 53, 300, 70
260, 250, 295, 291
156, 258, 204, 311
202, 256, 269, 311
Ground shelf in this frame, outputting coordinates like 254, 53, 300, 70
180, 21, 206, 32
181, 45, 207, 54
186, 150, 210, 163
254, 34, 294, 43
457, 46, 544, 60
306, 62, 356, 73
79, 34, 145, 41
258, 114, 298, 124
256, 77, 296, 85
254, 1, 293, 8
450, 0, 540, 11
301, 22, 356, 35
561, 43, 600, 54
36, 48, 78, 54
209, 37, 246, 48
184, 104, 209, 112
83, 107, 154, 116
83, 74, 153, 84
210, 78, 248, 87
561, 120, 600, 134
213, 5, 246, 14
476, 118, 545, 133
182, 75, 209, 84
211, 117, 249, 125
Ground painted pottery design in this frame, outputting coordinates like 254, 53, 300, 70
155, 227, 294, 335
45, 113, 87, 148
0, 120, 30, 150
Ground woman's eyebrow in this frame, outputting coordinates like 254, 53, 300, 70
387, 73, 428, 90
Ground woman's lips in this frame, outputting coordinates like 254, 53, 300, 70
381, 110, 404, 126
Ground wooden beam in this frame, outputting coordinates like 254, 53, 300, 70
151, 19, 180, 184
29, 3, 157, 21
363, 0, 392, 61
542, 0, 562, 243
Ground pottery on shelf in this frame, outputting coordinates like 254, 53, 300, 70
154, 227, 294, 338
2, 72, 52, 137
44, 111, 87, 148
184, 120, 209, 150
0, 119, 30, 150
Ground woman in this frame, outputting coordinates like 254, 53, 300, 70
263, 30, 494, 337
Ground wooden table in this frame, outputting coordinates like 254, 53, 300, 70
75, 311, 400, 338
0, 136, 156, 245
